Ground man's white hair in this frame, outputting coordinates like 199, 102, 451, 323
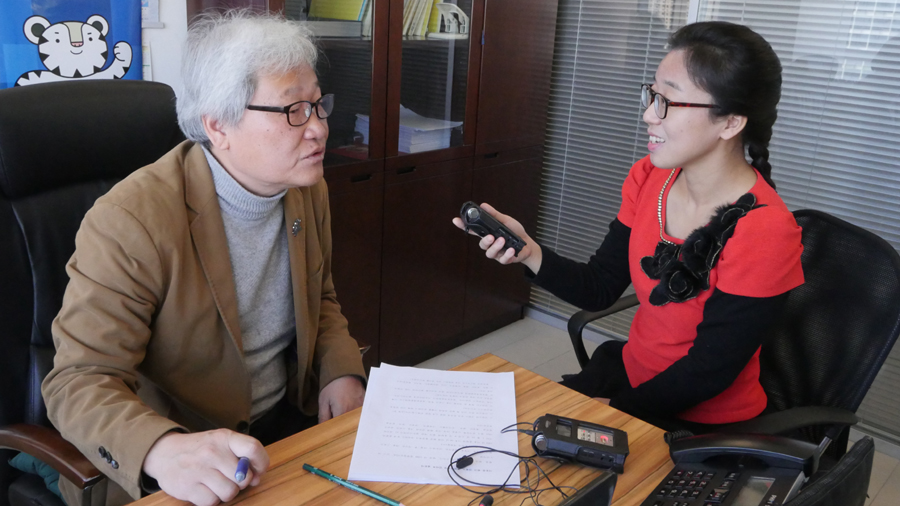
177, 9, 319, 145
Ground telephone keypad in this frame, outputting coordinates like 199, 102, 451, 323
707, 489, 728, 502
641, 461, 804, 506
642, 465, 768, 506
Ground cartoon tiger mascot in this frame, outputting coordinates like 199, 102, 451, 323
15, 14, 132, 87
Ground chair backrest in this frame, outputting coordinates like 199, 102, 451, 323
760, 210, 900, 445
0, 80, 184, 503
784, 436, 874, 506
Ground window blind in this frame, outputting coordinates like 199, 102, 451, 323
533, 0, 691, 339
535, 0, 900, 444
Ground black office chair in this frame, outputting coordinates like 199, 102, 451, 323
0, 80, 185, 506
568, 210, 900, 462
785, 435, 874, 506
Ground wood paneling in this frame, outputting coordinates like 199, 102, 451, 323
476, 0, 559, 150
379, 158, 473, 365
325, 161, 385, 367
464, 155, 543, 334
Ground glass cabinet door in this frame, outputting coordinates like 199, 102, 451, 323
283, 0, 383, 166
390, 0, 472, 156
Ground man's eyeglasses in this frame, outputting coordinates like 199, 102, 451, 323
640, 84, 718, 119
246, 93, 335, 127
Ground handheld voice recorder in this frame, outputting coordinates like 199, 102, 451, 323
459, 201, 526, 256
532, 414, 630, 473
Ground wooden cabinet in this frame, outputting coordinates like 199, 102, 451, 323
475, 0, 559, 152
464, 148, 543, 337
188, 0, 559, 366
324, 161, 384, 368
380, 158, 472, 365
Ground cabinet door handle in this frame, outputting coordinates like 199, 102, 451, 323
396, 166, 417, 175
484, 152, 500, 159
351, 173, 373, 183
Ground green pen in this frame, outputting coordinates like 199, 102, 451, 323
302, 463, 407, 506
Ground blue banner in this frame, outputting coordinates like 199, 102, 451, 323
0, 0, 142, 88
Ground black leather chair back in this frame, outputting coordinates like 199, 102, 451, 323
0, 80, 184, 506
761, 210, 900, 455
785, 436, 874, 506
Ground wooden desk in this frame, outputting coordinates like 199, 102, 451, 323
132, 354, 673, 506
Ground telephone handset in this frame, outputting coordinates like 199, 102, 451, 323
670, 433, 819, 474
641, 433, 819, 506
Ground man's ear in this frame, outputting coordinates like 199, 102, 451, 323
202, 116, 230, 150
720, 114, 748, 141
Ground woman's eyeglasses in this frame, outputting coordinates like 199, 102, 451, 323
640, 84, 718, 119
247, 93, 335, 127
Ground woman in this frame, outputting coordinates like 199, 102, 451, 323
454, 21, 803, 431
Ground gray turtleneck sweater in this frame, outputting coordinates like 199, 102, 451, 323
203, 148, 294, 421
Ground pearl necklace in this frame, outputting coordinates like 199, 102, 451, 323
656, 168, 678, 247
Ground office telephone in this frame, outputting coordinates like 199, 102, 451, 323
641, 433, 819, 506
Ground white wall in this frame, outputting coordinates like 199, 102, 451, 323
142, 0, 188, 95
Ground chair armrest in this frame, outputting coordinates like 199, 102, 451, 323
567, 293, 640, 369
717, 406, 859, 436
0, 423, 103, 490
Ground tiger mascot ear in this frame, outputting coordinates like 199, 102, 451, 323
86, 14, 109, 37
23, 15, 51, 45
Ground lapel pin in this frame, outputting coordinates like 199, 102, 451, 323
292, 219, 302, 236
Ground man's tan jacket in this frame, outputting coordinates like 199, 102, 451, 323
41, 141, 365, 502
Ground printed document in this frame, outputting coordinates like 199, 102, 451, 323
348, 364, 520, 486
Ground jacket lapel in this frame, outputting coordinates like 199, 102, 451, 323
183, 144, 244, 352
283, 188, 312, 399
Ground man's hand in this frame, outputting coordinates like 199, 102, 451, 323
318, 375, 365, 423
142, 429, 269, 506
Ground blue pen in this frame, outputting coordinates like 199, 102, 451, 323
234, 457, 250, 482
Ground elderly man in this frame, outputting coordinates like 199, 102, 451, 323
41, 10, 365, 506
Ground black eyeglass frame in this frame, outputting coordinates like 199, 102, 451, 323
641, 84, 718, 119
246, 93, 335, 127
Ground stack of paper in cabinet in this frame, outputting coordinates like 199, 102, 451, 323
348, 364, 520, 486
354, 106, 462, 153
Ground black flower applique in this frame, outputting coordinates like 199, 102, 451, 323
641, 193, 765, 306
640, 241, 681, 279
649, 263, 704, 305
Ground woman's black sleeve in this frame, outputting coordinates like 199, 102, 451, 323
528, 218, 632, 312
609, 288, 789, 418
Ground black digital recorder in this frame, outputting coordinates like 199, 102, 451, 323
459, 201, 526, 256
532, 414, 630, 473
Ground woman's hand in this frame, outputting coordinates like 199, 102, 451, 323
452, 203, 543, 273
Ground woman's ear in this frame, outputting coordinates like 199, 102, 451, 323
720, 114, 748, 141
